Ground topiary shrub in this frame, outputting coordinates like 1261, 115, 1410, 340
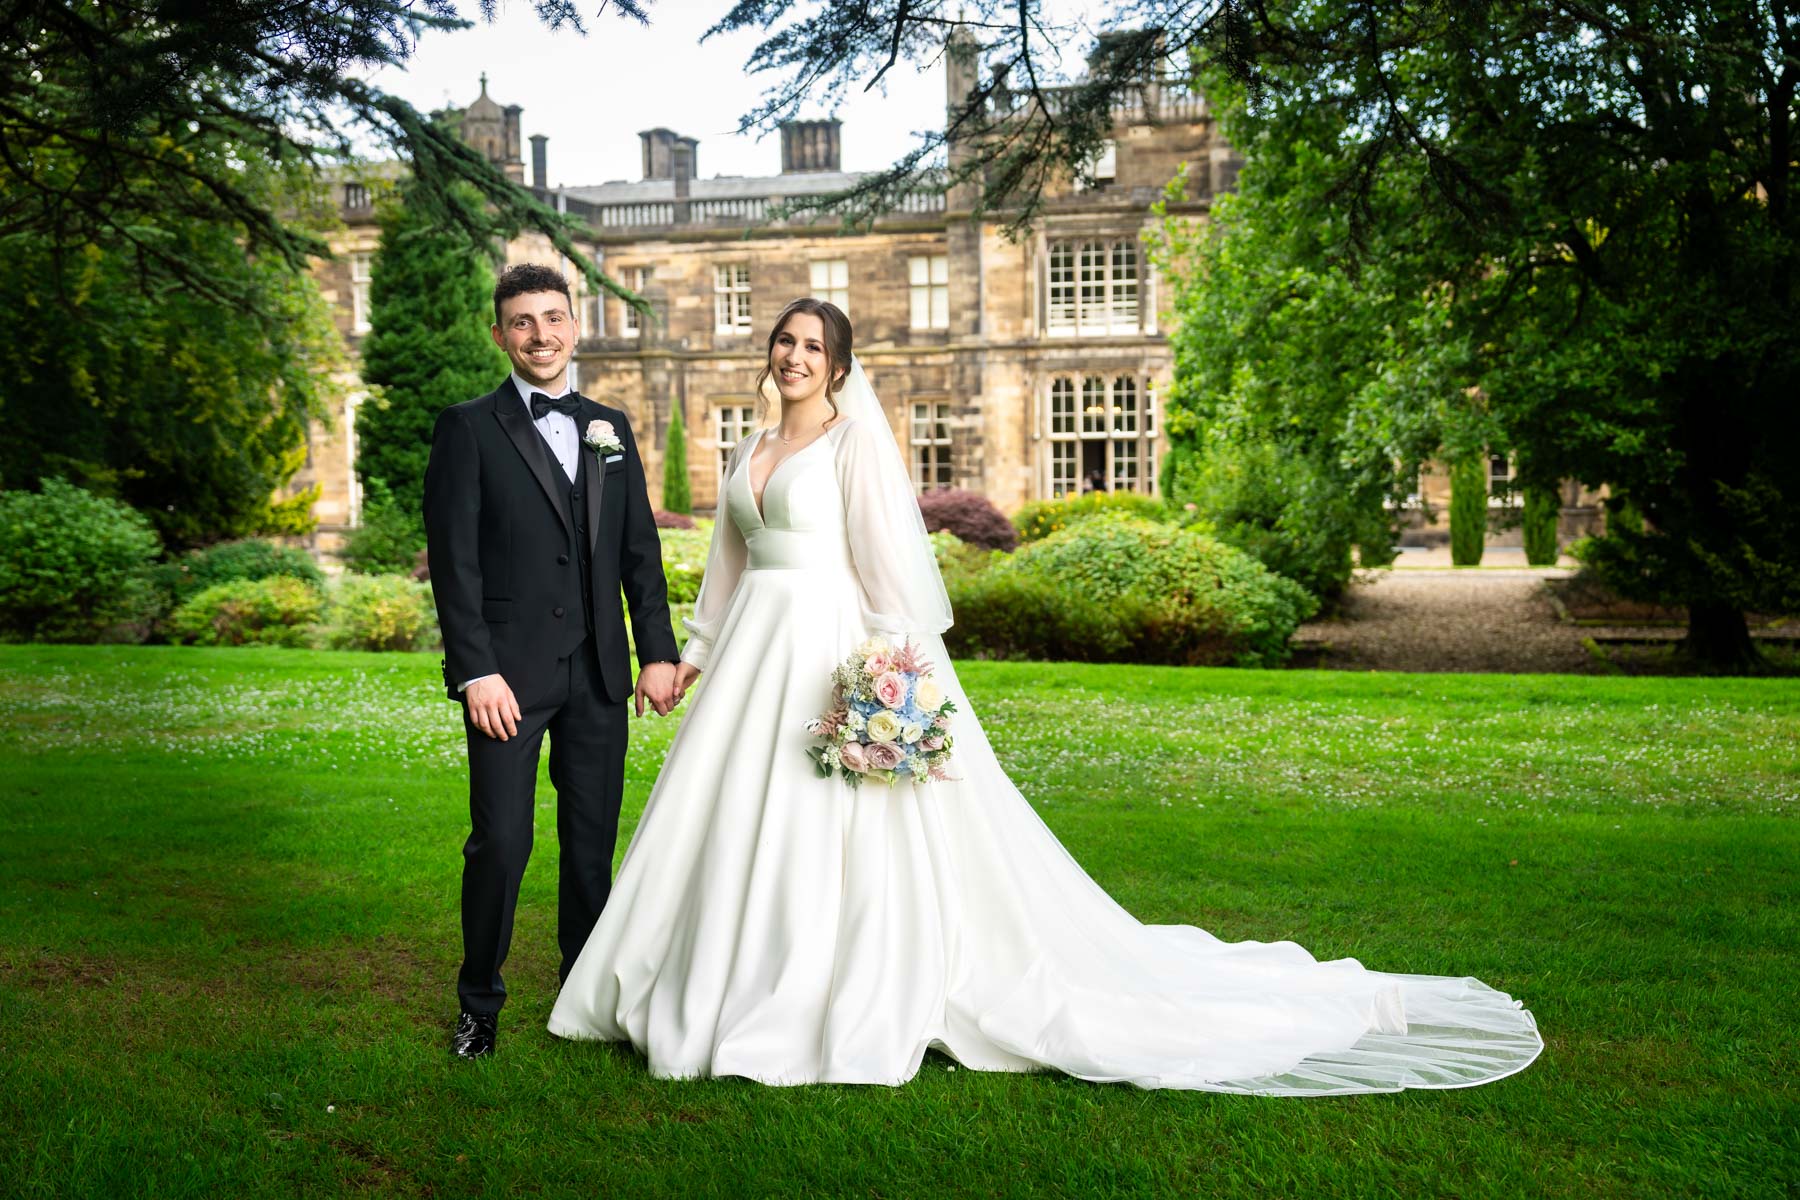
986, 515, 1316, 666
323, 574, 439, 652
1012, 491, 1171, 543
917, 488, 1019, 552
1522, 485, 1560, 566
654, 509, 697, 530
0, 479, 163, 642
1449, 454, 1488, 567
661, 402, 693, 515
169, 576, 324, 647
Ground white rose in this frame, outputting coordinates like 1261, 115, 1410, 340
914, 678, 944, 711
901, 722, 924, 744
865, 710, 901, 743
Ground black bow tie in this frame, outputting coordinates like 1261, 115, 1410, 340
530, 392, 580, 421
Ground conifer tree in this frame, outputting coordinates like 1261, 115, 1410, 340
355, 183, 509, 536
662, 403, 693, 515
1449, 455, 1488, 568
1522, 486, 1561, 567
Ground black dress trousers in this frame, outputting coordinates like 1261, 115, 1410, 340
455, 447, 629, 1015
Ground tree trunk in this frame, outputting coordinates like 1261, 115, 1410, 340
1679, 602, 1763, 673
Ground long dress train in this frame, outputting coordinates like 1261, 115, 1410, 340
548, 418, 1542, 1093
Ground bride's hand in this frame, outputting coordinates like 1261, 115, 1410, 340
673, 662, 701, 704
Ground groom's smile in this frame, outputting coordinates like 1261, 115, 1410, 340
492, 289, 578, 388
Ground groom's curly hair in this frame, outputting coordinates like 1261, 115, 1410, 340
492, 263, 573, 325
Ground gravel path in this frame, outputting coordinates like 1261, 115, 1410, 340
1291, 569, 1599, 674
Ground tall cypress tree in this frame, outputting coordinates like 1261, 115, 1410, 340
355, 181, 508, 530
1449, 454, 1488, 567
1522, 485, 1561, 567
662, 402, 693, 515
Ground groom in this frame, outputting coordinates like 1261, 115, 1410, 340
423, 263, 680, 1059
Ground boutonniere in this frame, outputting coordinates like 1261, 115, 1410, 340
583, 419, 623, 455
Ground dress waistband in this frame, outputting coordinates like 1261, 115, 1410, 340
745, 528, 855, 572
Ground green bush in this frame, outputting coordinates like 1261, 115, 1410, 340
1171, 438, 1390, 600
169, 576, 324, 647
658, 521, 713, 605
1523, 485, 1560, 566
343, 480, 425, 576
975, 516, 1316, 667
0, 480, 164, 642
323, 574, 439, 652
165, 537, 327, 606
930, 530, 999, 585
1449, 454, 1488, 567
1013, 491, 1171, 543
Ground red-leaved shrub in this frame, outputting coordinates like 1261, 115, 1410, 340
917, 488, 1019, 552
654, 509, 698, 530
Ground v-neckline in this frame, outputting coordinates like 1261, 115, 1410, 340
744, 427, 831, 524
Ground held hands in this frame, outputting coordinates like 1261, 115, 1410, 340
465, 676, 523, 740
634, 661, 680, 717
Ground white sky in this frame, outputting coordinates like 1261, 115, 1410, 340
366, 2, 1111, 189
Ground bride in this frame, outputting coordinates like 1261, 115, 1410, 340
548, 298, 1543, 1093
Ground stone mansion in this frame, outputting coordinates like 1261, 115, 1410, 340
297, 40, 1240, 555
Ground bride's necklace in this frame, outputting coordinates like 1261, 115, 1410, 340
773, 419, 826, 445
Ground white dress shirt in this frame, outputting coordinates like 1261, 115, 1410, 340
461, 372, 579, 693
513, 371, 579, 484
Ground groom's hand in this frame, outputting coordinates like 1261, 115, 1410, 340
635, 662, 678, 718
465, 676, 522, 740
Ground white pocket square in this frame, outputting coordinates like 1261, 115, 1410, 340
605, 454, 624, 463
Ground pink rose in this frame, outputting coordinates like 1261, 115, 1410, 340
838, 741, 869, 773
863, 651, 892, 676
873, 671, 908, 709
921, 735, 944, 751
865, 741, 906, 771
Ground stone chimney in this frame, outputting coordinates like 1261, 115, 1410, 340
779, 119, 842, 173
529, 134, 548, 189
639, 128, 701, 181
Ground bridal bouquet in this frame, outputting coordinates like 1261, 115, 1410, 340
806, 636, 956, 788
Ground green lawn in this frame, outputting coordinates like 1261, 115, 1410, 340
2, 646, 1795, 1199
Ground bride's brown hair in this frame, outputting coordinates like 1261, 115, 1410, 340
755, 298, 854, 420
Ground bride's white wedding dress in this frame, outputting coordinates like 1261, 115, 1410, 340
549, 395, 1542, 1093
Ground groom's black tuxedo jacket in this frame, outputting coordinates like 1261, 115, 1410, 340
423, 377, 679, 707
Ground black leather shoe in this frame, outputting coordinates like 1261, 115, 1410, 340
451, 1010, 498, 1059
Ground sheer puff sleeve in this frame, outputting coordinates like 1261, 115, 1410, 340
678, 436, 752, 672
831, 417, 953, 638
